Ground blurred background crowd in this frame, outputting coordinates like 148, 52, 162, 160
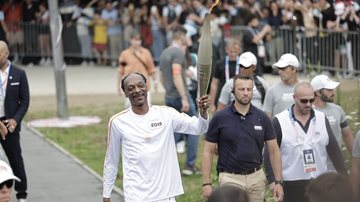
0, 0, 360, 76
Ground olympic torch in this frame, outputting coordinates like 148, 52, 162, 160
197, 13, 212, 97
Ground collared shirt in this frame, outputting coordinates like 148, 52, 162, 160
0, 61, 10, 117
206, 102, 276, 172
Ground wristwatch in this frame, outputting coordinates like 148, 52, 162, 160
275, 180, 284, 186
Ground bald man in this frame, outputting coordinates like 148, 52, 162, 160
264, 82, 347, 202
0, 40, 29, 202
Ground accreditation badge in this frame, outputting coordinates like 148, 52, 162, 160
302, 149, 316, 173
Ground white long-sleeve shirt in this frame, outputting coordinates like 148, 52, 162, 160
103, 105, 208, 201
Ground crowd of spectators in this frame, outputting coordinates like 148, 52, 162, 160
0, 0, 359, 72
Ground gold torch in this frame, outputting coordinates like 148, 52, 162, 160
197, 1, 219, 97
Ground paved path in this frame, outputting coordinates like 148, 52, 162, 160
19, 125, 124, 202
25, 65, 119, 96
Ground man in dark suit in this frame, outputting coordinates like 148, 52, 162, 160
0, 40, 29, 202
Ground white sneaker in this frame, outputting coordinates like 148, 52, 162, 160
176, 140, 186, 154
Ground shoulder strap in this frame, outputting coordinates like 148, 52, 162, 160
132, 52, 148, 70
253, 76, 266, 104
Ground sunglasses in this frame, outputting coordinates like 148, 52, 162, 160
277, 66, 292, 71
239, 64, 252, 69
299, 98, 315, 104
0, 180, 13, 189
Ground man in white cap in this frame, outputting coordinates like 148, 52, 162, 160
217, 52, 269, 111
0, 160, 20, 202
311, 74, 354, 172
263, 53, 300, 118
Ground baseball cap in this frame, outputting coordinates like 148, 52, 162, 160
0, 160, 20, 183
311, 75, 340, 91
238, 52, 257, 67
272, 53, 300, 69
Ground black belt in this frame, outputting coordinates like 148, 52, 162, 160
218, 166, 262, 175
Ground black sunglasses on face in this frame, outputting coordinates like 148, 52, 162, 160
0, 180, 14, 189
239, 64, 252, 69
299, 98, 315, 104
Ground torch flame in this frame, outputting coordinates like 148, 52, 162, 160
209, 0, 220, 13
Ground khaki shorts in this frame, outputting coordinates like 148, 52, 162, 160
219, 169, 266, 202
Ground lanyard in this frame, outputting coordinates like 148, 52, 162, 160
225, 56, 239, 81
288, 108, 316, 146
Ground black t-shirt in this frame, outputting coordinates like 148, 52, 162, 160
242, 28, 258, 57
213, 58, 238, 102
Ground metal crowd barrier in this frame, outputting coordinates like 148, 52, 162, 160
231, 25, 360, 75
5, 22, 360, 75
7, 22, 83, 63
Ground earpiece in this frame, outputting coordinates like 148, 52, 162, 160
231, 90, 234, 94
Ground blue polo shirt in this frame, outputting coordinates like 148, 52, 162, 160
206, 102, 276, 172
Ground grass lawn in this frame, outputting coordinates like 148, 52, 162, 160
25, 79, 360, 202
